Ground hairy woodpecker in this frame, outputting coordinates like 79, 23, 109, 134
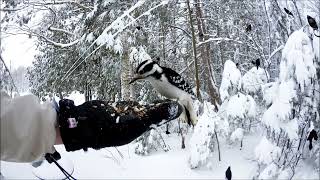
129, 60, 197, 126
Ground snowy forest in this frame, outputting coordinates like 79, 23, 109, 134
1, 0, 320, 179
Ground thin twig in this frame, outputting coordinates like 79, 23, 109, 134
0, 55, 20, 95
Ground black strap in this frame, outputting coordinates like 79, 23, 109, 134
45, 152, 76, 180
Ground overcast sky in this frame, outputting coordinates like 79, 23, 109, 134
1, 34, 37, 70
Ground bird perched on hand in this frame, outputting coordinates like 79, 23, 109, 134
129, 59, 197, 126
225, 166, 232, 180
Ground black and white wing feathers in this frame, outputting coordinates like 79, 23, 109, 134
162, 67, 195, 97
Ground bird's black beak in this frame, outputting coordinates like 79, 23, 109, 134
129, 75, 144, 84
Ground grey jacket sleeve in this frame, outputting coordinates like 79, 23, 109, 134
1, 92, 57, 162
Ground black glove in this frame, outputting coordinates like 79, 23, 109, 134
58, 99, 183, 152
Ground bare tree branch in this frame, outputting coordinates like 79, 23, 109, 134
165, 23, 192, 38
0, 0, 93, 12
36, 33, 79, 47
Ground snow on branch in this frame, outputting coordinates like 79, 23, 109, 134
48, 27, 75, 36
255, 136, 281, 165
241, 67, 269, 95
266, 45, 284, 66
37, 32, 79, 48
87, 0, 169, 57
226, 93, 256, 119
280, 30, 316, 90
61, 0, 168, 82
0, 0, 93, 11
112, 0, 169, 37
189, 101, 228, 169
219, 60, 241, 101
84, 0, 147, 54
197, 37, 243, 47
96, 0, 147, 44
5, 25, 80, 48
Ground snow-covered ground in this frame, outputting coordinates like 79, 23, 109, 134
1, 132, 262, 179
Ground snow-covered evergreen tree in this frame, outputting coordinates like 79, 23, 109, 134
255, 27, 319, 178
219, 60, 260, 147
189, 101, 228, 169
219, 60, 241, 102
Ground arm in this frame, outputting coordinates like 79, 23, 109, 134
57, 99, 182, 151
1, 92, 57, 162
1, 91, 182, 162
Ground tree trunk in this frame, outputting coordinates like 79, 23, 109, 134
214, 130, 221, 161
194, 0, 221, 109
186, 0, 201, 100
129, 63, 135, 100
121, 51, 131, 100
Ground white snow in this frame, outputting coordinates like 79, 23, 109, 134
230, 128, 244, 142
261, 82, 278, 106
189, 102, 219, 169
241, 67, 268, 94
112, 19, 125, 32
86, 32, 95, 43
65, 91, 85, 106
283, 118, 299, 140
254, 137, 281, 165
103, 0, 116, 7
1, 133, 261, 179
129, 46, 152, 65
113, 38, 123, 55
278, 168, 291, 179
32, 155, 73, 179
313, 33, 319, 60
258, 163, 278, 179
226, 93, 256, 119
262, 80, 297, 133
280, 29, 316, 91
219, 60, 241, 102
96, 33, 114, 48
262, 104, 298, 140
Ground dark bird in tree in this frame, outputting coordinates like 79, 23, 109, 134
225, 166, 232, 180
307, 129, 318, 150
251, 59, 260, 70
255, 58, 260, 69
246, 24, 252, 32
136, 26, 142, 30
307, 15, 318, 30
284, 8, 293, 16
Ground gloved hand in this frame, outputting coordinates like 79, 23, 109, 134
58, 99, 183, 152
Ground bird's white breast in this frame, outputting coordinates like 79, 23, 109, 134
147, 76, 191, 101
